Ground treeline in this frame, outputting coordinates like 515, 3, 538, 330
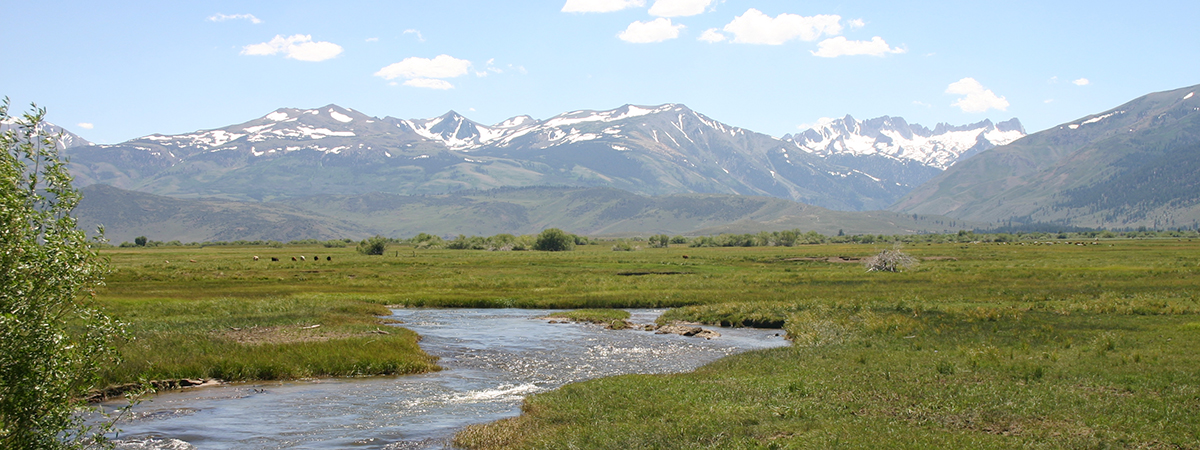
109, 228, 1200, 250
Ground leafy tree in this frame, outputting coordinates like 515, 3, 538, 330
648, 234, 670, 248
533, 228, 575, 251
1, 99, 121, 448
356, 235, 388, 255
133, 236, 147, 247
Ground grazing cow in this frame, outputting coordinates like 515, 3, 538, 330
299, 256, 306, 261
253, 256, 259, 261
291, 256, 297, 261
271, 257, 279, 262
326, 256, 331, 261
189, 259, 197, 263
313, 256, 318, 261
682, 255, 690, 259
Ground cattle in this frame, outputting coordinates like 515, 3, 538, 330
300, 256, 306, 261
253, 256, 259, 261
291, 256, 297, 261
271, 257, 279, 262
189, 259, 196, 263
313, 256, 318, 261
326, 256, 332, 261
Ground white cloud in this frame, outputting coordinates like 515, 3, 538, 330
812, 36, 905, 58
77, 122, 94, 130
403, 78, 455, 90
375, 55, 472, 89
208, 13, 262, 24
722, 9, 842, 45
241, 35, 343, 62
404, 29, 425, 42
1044, 99, 1055, 104
847, 19, 865, 29
698, 28, 726, 43
1073, 78, 1090, 86
1048, 76, 1059, 84
365, 37, 379, 42
946, 77, 1009, 113
912, 101, 932, 108
648, 0, 712, 17
562, 0, 645, 13
375, 55, 472, 80
618, 18, 684, 43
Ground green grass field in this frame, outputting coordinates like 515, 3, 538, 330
96, 238, 1200, 447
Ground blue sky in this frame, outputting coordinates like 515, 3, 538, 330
4, 0, 1198, 144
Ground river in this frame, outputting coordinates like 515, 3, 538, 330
101, 308, 789, 449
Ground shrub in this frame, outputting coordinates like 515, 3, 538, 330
357, 235, 388, 255
648, 234, 670, 248
862, 247, 918, 272
1, 99, 121, 447
534, 228, 575, 252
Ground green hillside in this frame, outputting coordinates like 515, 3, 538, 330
75, 184, 370, 243
77, 185, 975, 242
892, 83, 1200, 229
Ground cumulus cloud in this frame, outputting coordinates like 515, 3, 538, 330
618, 18, 684, 43
404, 29, 425, 42
208, 13, 262, 24
77, 122, 94, 130
648, 0, 712, 17
1073, 78, 1090, 86
847, 18, 865, 29
946, 78, 1009, 113
723, 9, 842, 45
375, 55, 472, 89
403, 79, 455, 90
562, 0, 645, 13
375, 55, 471, 79
698, 28, 726, 43
241, 34, 343, 62
812, 36, 905, 58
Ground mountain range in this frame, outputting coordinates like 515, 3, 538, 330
62, 104, 1019, 211
892, 83, 1200, 229
54, 82, 1200, 240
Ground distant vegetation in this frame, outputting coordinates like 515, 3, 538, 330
108, 227, 1200, 251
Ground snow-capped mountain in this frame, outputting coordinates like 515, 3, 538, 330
63, 103, 1023, 210
0, 118, 93, 150
785, 115, 1025, 170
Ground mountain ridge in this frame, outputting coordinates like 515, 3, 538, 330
62, 103, 1021, 211
891, 83, 1200, 229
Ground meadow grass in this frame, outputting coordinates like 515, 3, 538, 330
96, 239, 1200, 447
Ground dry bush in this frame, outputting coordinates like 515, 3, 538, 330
863, 247, 918, 272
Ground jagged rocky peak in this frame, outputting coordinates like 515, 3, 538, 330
787, 115, 1026, 170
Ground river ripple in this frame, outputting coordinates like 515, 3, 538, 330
102, 308, 788, 449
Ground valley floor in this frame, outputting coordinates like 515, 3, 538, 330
97, 238, 1200, 448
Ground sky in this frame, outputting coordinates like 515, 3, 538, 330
3, 0, 1198, 144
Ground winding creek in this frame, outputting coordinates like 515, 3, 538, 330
102, 308, 789, 449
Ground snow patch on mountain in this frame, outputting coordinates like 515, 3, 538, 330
786, 115, 1025, 170
329, 110, 353, 123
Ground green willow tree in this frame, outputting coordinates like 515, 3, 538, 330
1, 99, 121, 449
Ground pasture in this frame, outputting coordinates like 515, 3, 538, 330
95, 238, 1200, 447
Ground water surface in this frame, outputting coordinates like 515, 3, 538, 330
104, 308, 788, 449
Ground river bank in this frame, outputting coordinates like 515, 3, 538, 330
101, 308, 788, 449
